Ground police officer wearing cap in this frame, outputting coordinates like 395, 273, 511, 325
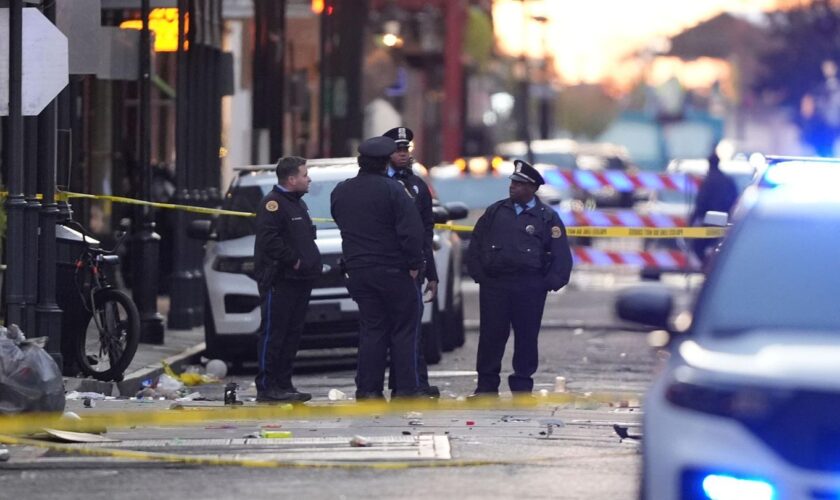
383, 127, 440, 398
253, 156, 322, 403
330, 137, 426, 400
466, 159, 573, 396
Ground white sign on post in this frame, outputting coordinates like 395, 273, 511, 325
0, 8, 70, 116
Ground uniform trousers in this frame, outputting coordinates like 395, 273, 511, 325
347, 267, 421, 395
255, 280, 313, 392
476, 277, 547, 393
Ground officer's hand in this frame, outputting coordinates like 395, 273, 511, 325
423, 280, 438, 302
409, 269, 419, 280
293, 259, 301, 270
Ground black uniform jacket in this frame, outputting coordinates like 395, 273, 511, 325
467, 197, 573, 291
690, 169, 739, 224
330, 170, 425, 272
394, 168, 438, 282
253, 186, 322, 289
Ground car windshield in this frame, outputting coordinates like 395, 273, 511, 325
693, 215, 840, 336
216, 179, 340, 240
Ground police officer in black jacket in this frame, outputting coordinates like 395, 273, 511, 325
467, 160, 573, 396
253, 156, 322, 403
331, 137, 426, 400
383, 126, 440, 397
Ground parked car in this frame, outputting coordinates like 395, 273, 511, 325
617, 181, 840, 500
191, 158, 468, 366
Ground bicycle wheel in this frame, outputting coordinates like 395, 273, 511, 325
76, 289, 141, 381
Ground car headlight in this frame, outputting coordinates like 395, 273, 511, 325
212, 256, 255, 275
682, 470, 776, 500
665, 370, 791, 421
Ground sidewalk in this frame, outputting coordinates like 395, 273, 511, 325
65, 296, 207, 397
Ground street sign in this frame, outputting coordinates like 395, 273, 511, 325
0, 7, 69, 116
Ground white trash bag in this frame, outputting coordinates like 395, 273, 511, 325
0, 325, 66, 414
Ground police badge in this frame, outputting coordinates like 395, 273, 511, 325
525, 224, 536, 235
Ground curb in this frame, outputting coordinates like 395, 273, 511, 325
65, 342, 206, 397
116, 342, 207, 396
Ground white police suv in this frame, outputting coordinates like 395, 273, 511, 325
617, 179, 840, 500
192, 158, 467, 366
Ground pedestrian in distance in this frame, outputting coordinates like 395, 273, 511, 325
689, 152, 738, 263
383, 126, 440, 398
253, 156, 322, 403
467, 159, 573, 398
330, 136, 426, 400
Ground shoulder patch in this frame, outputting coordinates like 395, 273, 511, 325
551, 226, 563, 239
265, 200, 279, 212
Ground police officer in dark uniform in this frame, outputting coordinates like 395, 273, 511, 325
330, 137, 426, 400
467, 160, 573, 396
253, 156, 322, 403
383, 126, 440, 398
690, 152, 739, 262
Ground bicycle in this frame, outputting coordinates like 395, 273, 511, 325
67, 220, 140, 382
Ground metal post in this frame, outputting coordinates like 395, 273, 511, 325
23, 116, 39, 333
168, 0, 196, 329
134, 0, 165, 343
56, 85, 74, 221
518, 0, 534, 165
318, 0, 327, 157
36, 0, 63, 361
36, 82, 63, 364
442, 0, 466, 162
4, 0, 26, 328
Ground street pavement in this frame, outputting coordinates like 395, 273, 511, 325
0, 269, 699, 499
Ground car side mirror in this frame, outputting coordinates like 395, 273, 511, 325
615, 285, 673, 330
432, 206, 450, 224
443, 201, 469, 221
187, 219, 216, 241
703, 211, 728, 227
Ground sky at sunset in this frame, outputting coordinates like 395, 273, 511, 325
493, 0, 779, 85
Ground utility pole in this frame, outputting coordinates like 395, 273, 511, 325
518, 0, 534, 165
133, 0, 165, 343
35, 0, 63, 366
4, 0, 26, 329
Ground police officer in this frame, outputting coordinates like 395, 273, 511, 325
330, 137, 426, 400
383, 127, 440, 398
690, 152, 738, 262
253, 156, 322, 403
466, 160, 573, 396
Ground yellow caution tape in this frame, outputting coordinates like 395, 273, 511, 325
47, 191, 722, 238
566, 226, 725, 239
0, 392, 639, 437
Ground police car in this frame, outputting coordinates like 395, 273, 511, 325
191, 158, 467, 366
617, 180, 840, 500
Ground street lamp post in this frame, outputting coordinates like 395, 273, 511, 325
133, 0, 165, 344
518, 0, 534, 165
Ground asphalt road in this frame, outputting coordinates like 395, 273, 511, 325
0, 270, 698, 500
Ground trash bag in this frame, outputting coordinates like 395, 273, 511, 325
0, 326, 66, 414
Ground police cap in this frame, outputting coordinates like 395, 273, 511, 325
358, 136, 397, 158
383, 127, 414, 146
509, 159, 545, 186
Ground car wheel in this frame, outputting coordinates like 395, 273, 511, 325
422, 299, 442, 365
